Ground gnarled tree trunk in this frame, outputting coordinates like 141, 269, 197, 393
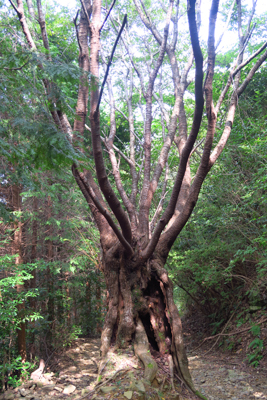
100, 242, 193, 389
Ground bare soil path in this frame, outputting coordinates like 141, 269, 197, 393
1, 338, 267, 400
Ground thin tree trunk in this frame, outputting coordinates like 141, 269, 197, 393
46, 195, 54, 341
11, 185, 27, 363
85, 280, 91, 335
29, 196, 38, 360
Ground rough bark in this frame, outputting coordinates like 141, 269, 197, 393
100, 242, 194, 389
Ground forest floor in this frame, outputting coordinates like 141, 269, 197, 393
1, 323, 267, 400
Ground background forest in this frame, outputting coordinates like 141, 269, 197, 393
0, 0, 267, 390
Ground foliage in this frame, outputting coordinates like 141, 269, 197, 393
167, 67, 267, 331
247, 324, 264, 367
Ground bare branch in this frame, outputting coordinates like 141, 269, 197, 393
9, 0, 36, 50
74, 10, 82, 53
142, 0, 205, 260
215, 0, 235, 50
72, 164, 133, 256
90, 2, 133, 245
36, 0, 51, 60
96, 14, 127, 113
233, 41, 267, 78
100, 0, 116, 31
101, 137, 135, 168
138, 0, 174, 237
237, 47, 267, 96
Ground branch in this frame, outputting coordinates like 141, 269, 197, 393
142, 0, 204, 260
9, 0, 36, 50
215, 0, 235, 50
90, 6, 133, 245
114, 107, 142, 145
193, 317, 267, 353
100, 0, 116, 31
234, 41, 267, 79
72, 164, 134, 256
101, 136, 135, 168
95, 14, 127, 114
36, 0, 51, 60
212, 45, 267, 167
80, 0, 91, 27
138, 0, 174, 237
2, 58, 30, 70
237, 47, 267, 96
104, 75, 137, 226
73, 10, 82, 53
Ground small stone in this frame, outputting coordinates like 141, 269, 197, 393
18, 389, 32, 397
54, 386, 63, 392
63, 385, 76, 395
41, 384, 55, 392
100, 386, 116, 394
4, 392, 15, 400
124, 391, 133, 399
132, 380, 145, 393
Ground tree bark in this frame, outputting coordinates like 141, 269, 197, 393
46, 195, 54, 341
100, 242, 194, 390
11, 185, 27, 363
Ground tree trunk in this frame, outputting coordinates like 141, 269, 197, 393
29, 196, 38, 360
11, 185, 27, 363
46, 195, 54, 342
100, 243, 194, 389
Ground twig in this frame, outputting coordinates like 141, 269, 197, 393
77, 368, 130, 400
193, 311, 237, 353
192, 317, 267, 353
2, 58, 30, 71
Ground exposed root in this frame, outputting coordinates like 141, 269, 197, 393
152, 260, 205, 398
97, 357, 109, 383
134, 318, 158, 382
168, 354, 175, 391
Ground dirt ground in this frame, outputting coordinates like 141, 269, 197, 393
1, 312, 267, 400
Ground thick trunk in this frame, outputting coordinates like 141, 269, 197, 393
100, 243, 194, 390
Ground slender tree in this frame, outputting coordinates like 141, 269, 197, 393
9, 0, 267, 395
11, 184, 27, 363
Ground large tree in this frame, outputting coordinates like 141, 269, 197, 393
8, 0, 267, 395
